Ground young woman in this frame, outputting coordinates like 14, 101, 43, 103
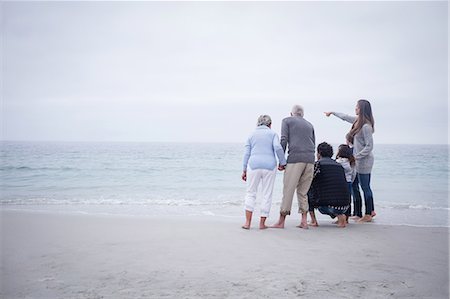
324, 99, 375, 222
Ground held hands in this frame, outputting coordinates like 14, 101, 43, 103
324, 112, 332, 117
278, 164, 286, 171
241, 171, 247, 181
243, 165, 285, 180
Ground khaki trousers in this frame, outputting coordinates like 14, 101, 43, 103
280, 162, 314, 215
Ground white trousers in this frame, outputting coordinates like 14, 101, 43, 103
244, 168, 277, 217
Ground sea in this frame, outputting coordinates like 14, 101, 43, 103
1, 141, 448, 227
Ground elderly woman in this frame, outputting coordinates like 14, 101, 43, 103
241, 115, 287, 229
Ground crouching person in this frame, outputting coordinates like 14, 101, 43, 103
308, 142, 351, 228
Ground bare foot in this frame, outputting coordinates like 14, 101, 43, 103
271, 223, 285, 229
259, 225, 269, 230
371, 211, 377, 218
309, 221, 319, 227
296, 222, 309, 229
357, 215, 372, 223
241, 224, 250, 229
337, 215, 347, 228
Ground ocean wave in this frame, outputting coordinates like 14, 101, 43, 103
0, 166, 79, 171
0, 197, 243, 207
2, 198, 448, 212
0, 165, 162, 174
379, 203, 450, 211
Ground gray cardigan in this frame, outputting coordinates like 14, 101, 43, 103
280, 116, 315, 164
332, 112, 374, 174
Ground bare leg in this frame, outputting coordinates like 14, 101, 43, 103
296, 212, 309, 229
259, 217, 268, 229
337, 214, 347, 228
242, 210, 252, 229
308, 210, 319, 227
271, 214, 286, 228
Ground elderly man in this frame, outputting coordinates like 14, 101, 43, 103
272, 105, 315, 229
308, 142, 351, 228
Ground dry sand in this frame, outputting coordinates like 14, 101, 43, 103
1, 210, 449, 298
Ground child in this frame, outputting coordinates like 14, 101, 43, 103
336, 144, 356, 219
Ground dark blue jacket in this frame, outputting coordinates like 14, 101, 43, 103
308, 157, 351, 208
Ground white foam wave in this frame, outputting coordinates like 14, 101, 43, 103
0, 197, 244, 207
378, 203, 450, 211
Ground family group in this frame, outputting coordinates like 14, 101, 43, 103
241, 100, 375, 229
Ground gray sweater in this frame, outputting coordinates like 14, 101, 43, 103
332, 112, 374, 174
280, 116, 315, 164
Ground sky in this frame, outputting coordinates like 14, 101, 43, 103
1, 1, 448, 144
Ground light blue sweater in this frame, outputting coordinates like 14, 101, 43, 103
243, 126, 287, 171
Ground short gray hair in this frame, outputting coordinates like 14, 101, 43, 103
257, 115, 272, 127
291, 105, 304, 117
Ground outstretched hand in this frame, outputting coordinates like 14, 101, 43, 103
324, 112, 332, 117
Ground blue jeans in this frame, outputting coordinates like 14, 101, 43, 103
345, 182, 352, 217
318, 206, 349, 218
358, 173, 374, 215
352, 176, 363, 217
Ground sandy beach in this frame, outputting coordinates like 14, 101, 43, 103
1, 210, 448, 299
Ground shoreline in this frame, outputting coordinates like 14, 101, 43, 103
1, 210, 449, 298
1, 204, 449, 228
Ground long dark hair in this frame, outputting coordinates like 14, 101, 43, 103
336, 144, 355, 167
346, 99, 375, 144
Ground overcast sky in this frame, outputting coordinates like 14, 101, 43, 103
2, 1, 448, 144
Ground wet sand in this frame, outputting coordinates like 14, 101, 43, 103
1, 210, 449, 298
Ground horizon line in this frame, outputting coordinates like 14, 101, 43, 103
1, 139, 449, 146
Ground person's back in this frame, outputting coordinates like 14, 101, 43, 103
308, 142, 351, 228
246, 126, 281, 171
241, 115, 286, 230
272, 105, 316, 229
310, 157, 350, 208
280, 116, 315, 164
336, 157, 356, 184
